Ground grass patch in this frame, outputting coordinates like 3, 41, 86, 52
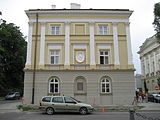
17, 105, 39, 111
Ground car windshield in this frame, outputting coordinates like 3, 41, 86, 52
70, 97, 81, 103
8, 93, 14, 95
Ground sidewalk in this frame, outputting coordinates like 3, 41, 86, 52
0, 100, 21, 113
137, 102, 160, 111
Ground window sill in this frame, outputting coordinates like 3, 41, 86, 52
48, 93, 60, 96
100, 93, 112, 95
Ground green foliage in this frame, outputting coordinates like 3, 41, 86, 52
157, 77, 160, 86
0, 19, 27, 96
17, 105, 39, 111
153, 2, 160, 42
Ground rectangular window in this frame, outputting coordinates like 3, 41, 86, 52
100, 51, 109, 64
98, 25, 108, 35
77, 82, 83, 91
50, 51, 60, 64
52, 97, 63, 103
51, 26, 60, 35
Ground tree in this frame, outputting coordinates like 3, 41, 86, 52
0, 20, 27, 96
153, 2, 160, 42
157, 77, 160, 87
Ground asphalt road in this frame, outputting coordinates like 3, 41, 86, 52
0, 111, 160, 120
0, 100, 160, 120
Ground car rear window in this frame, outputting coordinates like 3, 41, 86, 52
42, 97, 51, 102
52, 97, 63, 103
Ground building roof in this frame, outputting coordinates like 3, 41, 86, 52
138, 35, 160, 56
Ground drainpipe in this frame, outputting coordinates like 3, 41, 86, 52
32, 13, 38, 104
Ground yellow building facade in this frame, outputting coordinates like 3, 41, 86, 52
24, 5, 135, 105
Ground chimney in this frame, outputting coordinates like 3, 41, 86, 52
70, 3, 81, 9
51, 5, 56, 9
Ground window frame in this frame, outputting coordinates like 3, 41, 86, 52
49, 77, 59, 94
98, 25, 109, 35
50, 50, 60, 64
99, 50, 110, 64
101, 77, 111, 93
51, 26, 60, 35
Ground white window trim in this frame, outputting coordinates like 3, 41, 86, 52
50, 50, 60, 64
49, 23, 62, 35
49, 78, 59, 93
101, 78, 111, 93
97, 43, 112, 64
47, 44, 62, 64
97, 23, 109, 35
99, 51, 110, 64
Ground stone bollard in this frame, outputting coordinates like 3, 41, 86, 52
129, 108, 135, 120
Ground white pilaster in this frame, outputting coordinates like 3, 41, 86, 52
39, 22, 46, 65
65, 22, 70, 65
125, 22, 133, 65
144, 57, 147, 75
154, 52, 157, 73
26, 22, 33, 65
112, 22, 120, 65
89, 22, 96, 65
148, 54, 151, 73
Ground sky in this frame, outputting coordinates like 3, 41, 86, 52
0, 0, 160, 74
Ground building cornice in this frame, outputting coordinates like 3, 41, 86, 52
28, 18, 130, 23
25, 9, 133, 18
138, 36, 160, 56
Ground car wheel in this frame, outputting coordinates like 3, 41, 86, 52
46, 107, 54, 115
79, 107, 88, 115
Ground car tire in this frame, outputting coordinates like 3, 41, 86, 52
79, 107, 88, 115
46, 107, 54, 115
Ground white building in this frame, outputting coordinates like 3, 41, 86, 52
138, 35, 160, 93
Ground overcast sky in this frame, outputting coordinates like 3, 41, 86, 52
1, 0, 160, 74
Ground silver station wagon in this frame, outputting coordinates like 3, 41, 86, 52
39, 96, 94, 115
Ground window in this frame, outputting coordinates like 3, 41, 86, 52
50, 51, 60, 64
98, 25, 108, 35
101, 78, 111, 93
52, 97, 63, 103
64, 97, 75, 103
77, 82, 83, 91
49, 78, 59, 93
42, 97, 51, 102
51, 26, 60, 35
100, 51, 109, 64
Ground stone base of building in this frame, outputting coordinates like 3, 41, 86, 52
24, 70, 135, 105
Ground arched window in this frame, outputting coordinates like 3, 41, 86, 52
49, 77, 59, 93
101, 77, 111, 93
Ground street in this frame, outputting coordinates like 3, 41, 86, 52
0, 100, 160, 120
0, 111, 160, 120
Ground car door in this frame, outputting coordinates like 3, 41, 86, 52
64, 97, 79, 112
52, 97, 66, 112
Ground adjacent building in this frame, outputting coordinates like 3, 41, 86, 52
24, 4, 135, 105
138, 35, 160, 93
135, 74, 142, 92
